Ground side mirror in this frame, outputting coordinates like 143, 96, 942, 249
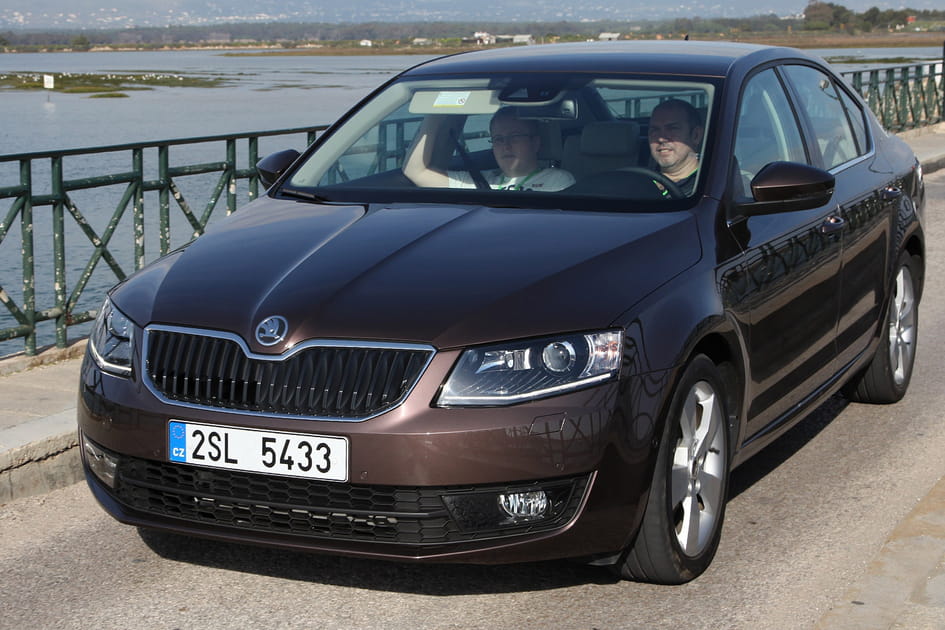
737, 161, 835, 216
256, 149, 301, 189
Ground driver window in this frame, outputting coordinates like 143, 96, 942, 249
734, 69, 807, 198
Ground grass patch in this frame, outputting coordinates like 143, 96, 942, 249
0, 71, 229, 94
62, 85, 123, 93
89, 92, 130, 98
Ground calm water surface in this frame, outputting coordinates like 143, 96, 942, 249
0, 50, 430, 153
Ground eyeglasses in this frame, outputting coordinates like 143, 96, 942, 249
489, 133, 534, 146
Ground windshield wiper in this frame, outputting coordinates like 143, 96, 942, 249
278, 187, 328, 202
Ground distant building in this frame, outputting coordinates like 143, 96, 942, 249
598, 32, 621, 41
495, 34, 535, 45
412, 38, 432, 46
359, 39, 373, 47
469, 31, 496, 45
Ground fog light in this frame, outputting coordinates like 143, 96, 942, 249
498, 490, 549, 521
82, 435, 118, 488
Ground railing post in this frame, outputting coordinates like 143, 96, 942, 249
885, 68, 899, 131
226, 139, 237, 215
159, 145, 171, 256
248, 136, 259, 200
902, 66, 914, 130
133, 148, 145, 269
851, 71, 863, 95
940, 40, 945, 123
51, 155, 67, 348
868, 70, 881, 122
20, 159, 36, 355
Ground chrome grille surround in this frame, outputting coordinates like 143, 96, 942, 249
142, 325, 436, 422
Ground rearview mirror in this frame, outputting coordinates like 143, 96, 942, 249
514, 99, 578, 120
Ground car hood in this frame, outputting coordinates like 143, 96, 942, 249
113, 197, 701, 352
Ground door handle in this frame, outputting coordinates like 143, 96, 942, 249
820, 216, 845, 235
882, 186, 902, 201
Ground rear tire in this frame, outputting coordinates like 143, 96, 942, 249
843, 252, 920, 404
615, 355, 730, 584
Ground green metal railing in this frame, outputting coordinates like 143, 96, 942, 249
1, 52, 943, 356
0, 125, 326, 355
841, 52, 944, 131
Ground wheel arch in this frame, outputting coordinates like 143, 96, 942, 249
688, 331, 746, 457
903, 232, 925, 303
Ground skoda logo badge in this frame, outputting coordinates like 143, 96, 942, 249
255, 315, 289, 346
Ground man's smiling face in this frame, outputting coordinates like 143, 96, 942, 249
648, 103, 703, 178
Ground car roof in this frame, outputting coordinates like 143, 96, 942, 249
402, 40, 819, 79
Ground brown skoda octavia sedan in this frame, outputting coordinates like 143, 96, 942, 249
79, 41, 926, 583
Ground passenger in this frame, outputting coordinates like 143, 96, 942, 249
403, 107, 574, 191
648, 99, 704, 196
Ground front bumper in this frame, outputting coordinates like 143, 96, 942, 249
77, 350, 665, 564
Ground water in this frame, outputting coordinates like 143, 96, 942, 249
0, 50, 431, 153
814, 45, 943, 74
0, 46, 940, 354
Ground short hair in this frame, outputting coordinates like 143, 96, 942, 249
490, 107, 538, 134
652, 99, 703, 130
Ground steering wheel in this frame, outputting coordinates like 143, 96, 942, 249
617, 166, 685, 199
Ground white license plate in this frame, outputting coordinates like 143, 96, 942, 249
168, 421, 348, 482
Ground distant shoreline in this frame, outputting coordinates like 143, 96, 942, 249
6, 31, 943, 56
259, 32, 945, 54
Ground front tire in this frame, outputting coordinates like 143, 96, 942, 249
843, 252, 920, 404
616, 355, 731, 584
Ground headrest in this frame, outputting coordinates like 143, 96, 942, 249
580, 121, 641, 156
537, 120, 562, 161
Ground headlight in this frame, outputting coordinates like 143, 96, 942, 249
89, 297, 135, 376
437, 330, 622, 406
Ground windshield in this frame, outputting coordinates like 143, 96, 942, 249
284, 73, 716, 208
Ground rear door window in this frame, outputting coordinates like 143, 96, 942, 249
781, 65, 862, 170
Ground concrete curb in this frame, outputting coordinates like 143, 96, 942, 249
0, 427, 82, 504
0, 342, 86, 503
0, 339, 87, 377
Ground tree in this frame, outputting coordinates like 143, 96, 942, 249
804, 1, 858, 31
70, 35, 91, 51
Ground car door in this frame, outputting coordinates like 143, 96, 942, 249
728, 67, 843, 436
779, 64, 892, 374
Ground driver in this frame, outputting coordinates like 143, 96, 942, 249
647, 99, 704, 196
403, 107, 574, 191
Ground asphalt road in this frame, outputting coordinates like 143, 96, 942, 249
1, 170, 943, 630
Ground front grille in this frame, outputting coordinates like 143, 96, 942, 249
144, 328, 432, 419
112, 455, 589, 545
